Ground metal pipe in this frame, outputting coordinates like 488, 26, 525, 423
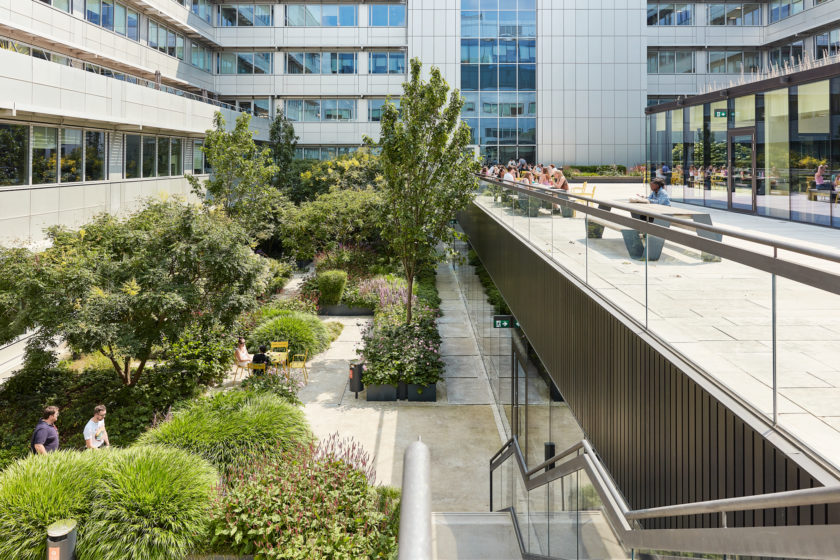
398, 438, 432, 560
772, 247, 778, 426
524, 441, 584, 477
625, 485, 840, 520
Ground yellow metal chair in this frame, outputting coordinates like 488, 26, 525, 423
246, 363, 266, 379
269, 342, 289, 377
288, 351, 309, 384
571, 182, 596, 217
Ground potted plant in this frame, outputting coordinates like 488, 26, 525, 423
400, 317, 444, 402
359, 324, 400, 401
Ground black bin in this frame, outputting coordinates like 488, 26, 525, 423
46, 519, 77, 560
348, 363, 364, 398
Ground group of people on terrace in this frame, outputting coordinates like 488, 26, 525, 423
481, 158, 571, 192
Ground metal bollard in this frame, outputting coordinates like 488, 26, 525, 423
46, 519, 77, 560
398, 438, 432, 560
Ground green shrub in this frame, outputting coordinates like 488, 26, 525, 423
247, 312, 331, 357
314, 245, 397, 279
162, 322, 233, 388
211, 436, 399, 559
360, 314, 443, 387
468, 249, 510, 315
78, 446, 217, 560
0, 451, 102, 560
241, 371, 305, 406
325, 321, 344, 342
265, 258, 295, 294
317, 270, 348, 305
137, 391, 312, 469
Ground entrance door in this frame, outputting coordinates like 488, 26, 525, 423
728, 129, 757, 212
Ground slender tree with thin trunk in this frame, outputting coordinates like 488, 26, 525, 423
366, 58, 479, 324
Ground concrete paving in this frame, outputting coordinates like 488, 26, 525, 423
474, 183, 840, 470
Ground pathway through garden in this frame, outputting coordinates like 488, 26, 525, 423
300, 261, 506, 512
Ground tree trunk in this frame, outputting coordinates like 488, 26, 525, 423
101, 350, 130, 385
130, 357, 150, 387
405, 273, 414, 325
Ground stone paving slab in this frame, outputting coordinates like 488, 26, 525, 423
443, 356, 482, 379
441, 337, 480, 357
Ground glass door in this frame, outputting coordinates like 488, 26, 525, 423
728, 129, 757, 212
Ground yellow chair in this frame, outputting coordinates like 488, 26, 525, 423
269, 342, 289, 376
288, 351, 309, 384
571, 182, 596, 217
270, 341, 289, 352
246, 363, 266, 378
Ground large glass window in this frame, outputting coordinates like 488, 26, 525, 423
125, 134, 141, 179
370, 4, 406, 26
769, 0, 804, 23
170, 138, 182, 176
127, 9, 138, 40
708, 50, 760, 73
285, 100, 303, 121
369, 52, 405, 74
157, 137, 170, 177
254, 52, 271, 74
286, 99, 357, 121
0, 123, 29, 186
763, 88, 790, 218
647, 3, 692, 25
286, 4, 357, 26
32, 127, 58, 185
142, 135, 156, 178
85, 131, 106, 181
220, 5, 237, 26
86, 0, 101, 25
255, 5, 272, 26
60, 128, 83, 183
708, 4, 761, 25
769, 41, 804, 68
304, 100, 321, 121
114, 3, 126, 35
193, 140, 205, 175
369, 99, 400, 122
218, 52, 272, 74
648, 50, 694, 73
286, 52, 304, 74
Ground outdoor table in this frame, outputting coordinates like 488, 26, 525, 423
267, 351, 289, 375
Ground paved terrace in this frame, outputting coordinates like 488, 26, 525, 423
474, 182, 840, 472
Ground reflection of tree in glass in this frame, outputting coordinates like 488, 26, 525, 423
32, 152, 57, 184
61, 147, 82, 183
86, 144, 104, 181
0, 125, 28, 186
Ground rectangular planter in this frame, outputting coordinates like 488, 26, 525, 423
319, 304, 374, 316
397, 381, 408, 400
407, 383, 437, 402
366, 384, 397, 401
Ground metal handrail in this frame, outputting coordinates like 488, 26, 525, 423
478, 175, 840, 266
398, 438, 431, 560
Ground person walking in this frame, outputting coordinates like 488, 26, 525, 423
31, 406, 60, 455
84, 404, 110, 449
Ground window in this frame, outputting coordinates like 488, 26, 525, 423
86, 0, 101, 25
85, 131, 106, 181
192, 0, 212, 23
219, 4, 273, 26
101, 0, 114, 30
147, 19, 182, 59
0, 123, 29, 186
285, 99, 357, 122
648, 50, 694, 73
114, 3, 126, 35
193, 140, 205, 175
286, 52, 304, 74
769, 0, 803, 23
368, 99, 400, 121
142, 136, 156, 177
369, 52, 405, 74
42, 0, 72, 12
60, 128, 83, 183
286, 4, 357, 26
220, 6, 237, 26
254, 99, 270, 118
191, 42, 212, 72
157, 137, 170, 177
816, 28, 840, 59
32, 127, 58, 185
708, 50, 760, 72
170, 138, 182, 176
127, 9, 138, 40
769, 41, 803, 67
647, 3, 692, 25
125, 134, 141, 179
255, 5, 272, 26
176, 35, 184, 60
369, 4, 406, 26
708, 3, 761, 25
285, 52, 356, 74
218, 52, 272, 74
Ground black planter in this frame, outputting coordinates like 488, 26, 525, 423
397, 381, 408, 400
366, 384, 397, 401
407, 383, 437, 402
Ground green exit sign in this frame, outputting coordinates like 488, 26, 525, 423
493, 315, 519, 329
714, 109, 729, 118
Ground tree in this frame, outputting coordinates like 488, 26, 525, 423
0, 200, 269, 386
294, 148, 384, 203
269, 109, 299, 190
188, 112, 289, 243
365, 58, 480, 324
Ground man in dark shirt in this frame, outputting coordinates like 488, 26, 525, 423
31, 405, 60, 455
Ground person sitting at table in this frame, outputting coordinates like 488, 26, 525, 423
553, 167, 570, 191
538, 172, 552, 187
815, 165, 830, 190
251, 345, 272, 374
640, 178, 671, 206
235, 338, 251, 368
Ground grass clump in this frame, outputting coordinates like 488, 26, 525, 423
317, 269, 348, 305
0, 451, 102, 560
78, 446, 217, 560
247, 311, 331, 357
137, 390, 313, 470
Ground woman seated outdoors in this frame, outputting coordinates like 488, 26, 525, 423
235, 338, 252, 368
552, 168, 570, 191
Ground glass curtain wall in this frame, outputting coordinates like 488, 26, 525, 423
461, 0, 536, 164
647, 77, 840, 227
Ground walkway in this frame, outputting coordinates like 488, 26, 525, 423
474, 182, 840, 471
299, 262, 504, 512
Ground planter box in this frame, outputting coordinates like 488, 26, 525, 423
568, 176, 642, 184
366, 384, 397, 401
319, 304, 374, 316
407, 383, 437, 402
397, 381, 408, 401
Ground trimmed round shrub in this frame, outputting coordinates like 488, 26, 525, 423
247, 311, 331, 357
317, 269, 348, 305
78, 446, 217, 560
0, 451, 102, 560
137, 391, 313, 469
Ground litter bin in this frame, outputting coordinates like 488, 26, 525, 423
46, 519, 77, 560
348, 362, 364, 398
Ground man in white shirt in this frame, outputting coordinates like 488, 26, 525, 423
503, 166, 515, 182
84, 404, 109, 449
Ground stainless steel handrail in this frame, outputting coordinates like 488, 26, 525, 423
398, 438, 432, 560
478, 175, 840, 266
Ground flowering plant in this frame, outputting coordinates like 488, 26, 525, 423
359, 313, 443, 388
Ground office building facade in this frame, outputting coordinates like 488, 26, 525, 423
4, 0, 840, 244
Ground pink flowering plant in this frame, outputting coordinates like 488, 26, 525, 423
210, 434, 400, 559
241, 370, 305, 406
